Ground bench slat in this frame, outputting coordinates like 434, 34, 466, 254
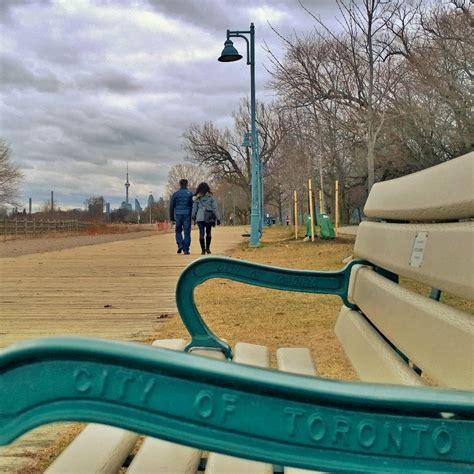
276, 348, 317, 376
354, 221, 474, 300
364, 152, 474, 221
205, 342, 272, 474
335, 306, 424, 386
45, 424, 138, 474
350, 267, 474, 390
127, 339, 221, 474
128, 439, 201, 474
277, 348, 325, 474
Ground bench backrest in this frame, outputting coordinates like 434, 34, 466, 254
336, 152, 474, 390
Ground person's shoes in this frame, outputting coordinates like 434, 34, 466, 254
177, 248, 182, 254
205, 249, 211, 254
183, 250, 190, 255
201, 250, 206, 255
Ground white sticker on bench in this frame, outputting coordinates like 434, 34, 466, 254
409, 232, 428, 268
205, 342, 271, 474
128, 339, 223, 474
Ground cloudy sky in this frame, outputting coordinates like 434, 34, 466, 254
1, 0, 337, 210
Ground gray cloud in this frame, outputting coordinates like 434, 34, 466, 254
75, 69, 143, 93
0, 0, 337, 210
0, 54, 62, 92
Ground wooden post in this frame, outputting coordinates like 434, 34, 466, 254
335, 180, 339, 237
318, 190, 323, 215
24, 219, 27, 235
308, 179, 315, 242
3, 217, 6, 240
15, 218, 18, 238
293, 190, 298, 240
33, 219, 36, 237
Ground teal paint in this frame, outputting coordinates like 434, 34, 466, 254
176, 257, 366, 357
1, 337, 472, 472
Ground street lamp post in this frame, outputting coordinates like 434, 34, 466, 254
218, 23, 261, 247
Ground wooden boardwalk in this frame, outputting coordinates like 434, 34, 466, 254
0, 226, 244, 472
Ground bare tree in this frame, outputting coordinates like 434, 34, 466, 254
166, 163, 210, 197
144, 196, 168, 223
381, 0, 473, 168
85, 196, 105, 220
0, 140, 22, 206
183, 99, 289, 206
269, 0, 413, 192
264, 1, 470, 222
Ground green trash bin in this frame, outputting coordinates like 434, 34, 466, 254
319, 214, 335, 240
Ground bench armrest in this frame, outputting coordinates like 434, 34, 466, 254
176, 257, 366, 357
1, 337, 473, 472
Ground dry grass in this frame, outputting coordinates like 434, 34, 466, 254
156, 226, 358, 380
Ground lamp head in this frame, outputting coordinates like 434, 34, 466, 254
218, 39, 243, 62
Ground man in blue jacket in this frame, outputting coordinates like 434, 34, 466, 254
169, 179, 193, 254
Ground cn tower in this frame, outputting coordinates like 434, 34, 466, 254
125, 162, 130, 205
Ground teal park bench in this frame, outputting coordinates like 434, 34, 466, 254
1, 152, 473, 473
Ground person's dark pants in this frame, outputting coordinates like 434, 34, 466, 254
197, 221, 212, 252
175, 214, 191, 252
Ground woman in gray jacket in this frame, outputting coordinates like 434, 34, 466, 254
192, 182, 221, 255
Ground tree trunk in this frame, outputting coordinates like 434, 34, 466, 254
367, 133, 376, 192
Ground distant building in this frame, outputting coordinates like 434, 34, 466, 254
135, 198, 142, 212
148, 193, 155, 208
121, 164, 133, 211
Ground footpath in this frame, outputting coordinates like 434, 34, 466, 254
0, 226, 244, 473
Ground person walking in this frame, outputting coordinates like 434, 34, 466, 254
192, 182, 220, 255
169, 179, 193, 255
